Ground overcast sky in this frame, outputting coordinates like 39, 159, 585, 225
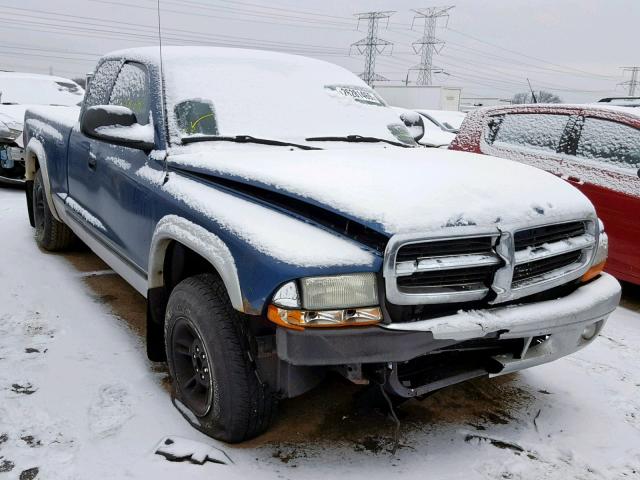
1, 0, 638, 102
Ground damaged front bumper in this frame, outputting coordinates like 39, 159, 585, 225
0, 144, 26, 186
276, 274, 621, 397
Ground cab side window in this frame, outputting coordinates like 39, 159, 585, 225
576, 118, 640, 170
109, 63, 151, 125
490, 113, 570, 154
83, 60, 121, 110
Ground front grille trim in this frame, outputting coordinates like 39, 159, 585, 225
514, 221, 586, 250
383, 218, 598, 307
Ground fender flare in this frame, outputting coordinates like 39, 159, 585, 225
24, 138, 62, 222
148, 215, 245, 312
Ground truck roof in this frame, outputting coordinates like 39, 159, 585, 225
104, 46, 333, 71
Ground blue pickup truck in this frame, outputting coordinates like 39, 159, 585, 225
23, 47, 620, 442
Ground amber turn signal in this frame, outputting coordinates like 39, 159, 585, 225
581, 261, 606, 282
267, 304, 382, 329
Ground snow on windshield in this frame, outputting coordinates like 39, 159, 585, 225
0, 73, 84, 106
160, 47, 414, 146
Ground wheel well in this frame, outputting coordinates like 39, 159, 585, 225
164, 241, 220, 292
146, 240, 222, 361
25, 149, 40, 181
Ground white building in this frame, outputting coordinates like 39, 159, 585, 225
374, 85, 462, 111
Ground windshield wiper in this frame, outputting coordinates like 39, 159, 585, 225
305, 135, 413, 148
181, 134, 322, 150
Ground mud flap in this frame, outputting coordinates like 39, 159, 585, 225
146, 288, 168, 362
25, 180, 35, 227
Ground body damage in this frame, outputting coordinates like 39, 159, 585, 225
167, 147, 595, 236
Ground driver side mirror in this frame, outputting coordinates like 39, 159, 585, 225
81, 105, 154, 152
400, 111, 425, 143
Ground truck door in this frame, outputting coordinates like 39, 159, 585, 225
561, 114, 640, 284
86, 61, 156, 271
67, 59, 121, 239
68, 60, 156, 272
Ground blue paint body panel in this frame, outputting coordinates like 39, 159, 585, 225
23, 55, 383, 315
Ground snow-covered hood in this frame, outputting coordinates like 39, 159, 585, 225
168, 147, 595, 237
1, 105, 80, 148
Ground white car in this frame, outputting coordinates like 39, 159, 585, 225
416, 109, 467, 133
393, 107, 457, 148
0, 72, 84, 185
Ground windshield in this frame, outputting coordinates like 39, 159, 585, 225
0, 74, 84, 106
163, 48, 416, 147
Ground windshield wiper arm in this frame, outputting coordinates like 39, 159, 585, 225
181, 134, 322, 150
305, 135, 413, 148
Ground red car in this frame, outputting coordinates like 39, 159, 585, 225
451, 104, 640, 285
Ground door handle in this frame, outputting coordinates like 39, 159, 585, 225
88, 153, 97, 170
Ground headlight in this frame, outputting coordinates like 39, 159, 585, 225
301, 273, 378, 310
268, 273, 382, 329
582, 219, 608, 282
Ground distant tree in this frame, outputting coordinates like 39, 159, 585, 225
511, 90, 562, 104
72, 77, 87, 89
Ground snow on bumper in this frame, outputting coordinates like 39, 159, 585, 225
383, 273, 621, 374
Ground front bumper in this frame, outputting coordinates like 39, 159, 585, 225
276, 274, 621, 393
0, 145, 26, 186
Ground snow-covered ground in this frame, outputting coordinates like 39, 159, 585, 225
0, 188, 639, 480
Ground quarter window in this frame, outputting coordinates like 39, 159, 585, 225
491, 113, 570, 154
576, 118, 640, 170
109, 63, 151, 125
83, 60, 121, 110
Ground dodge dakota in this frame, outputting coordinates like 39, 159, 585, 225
23, 47, 621, 442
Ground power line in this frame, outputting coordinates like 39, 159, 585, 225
350, 11, 395, 86
409, 6, 453, 86
444, 26, 618, 80
0, 10, 349, 56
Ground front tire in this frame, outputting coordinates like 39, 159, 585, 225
165, 274, 277, 443
33, 169, 76, 251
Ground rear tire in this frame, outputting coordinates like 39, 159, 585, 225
33, 169, 76, 251
165, 274, 277, 443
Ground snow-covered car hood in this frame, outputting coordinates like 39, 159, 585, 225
168, 147, 595, 237
1, 105, 80, 148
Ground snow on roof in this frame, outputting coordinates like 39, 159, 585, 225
105, 45, 331, 67
482, 102, 640, 120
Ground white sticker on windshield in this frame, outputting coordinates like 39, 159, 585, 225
325, 85, 386, 107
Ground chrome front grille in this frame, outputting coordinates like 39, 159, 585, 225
512, 250, 582, 284
383, 219, 597, 306
510, 220, 594, 291
397, 264, 498, 292
513, 221, 586, 250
